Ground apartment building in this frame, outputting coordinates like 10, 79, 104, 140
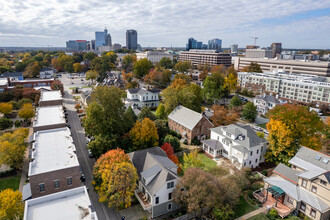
233, 57, 330, 77
136, 51, 173, 64
168, 105, 213, 143
33, 105, 66, 132
237, 70, 330, 105
128, 147, 180, 218
39, 90, 63, 106
201, 123, 267, 169
24, 186, 98, 220
245, 49, 273, 58
179, 50, 231, 67
254, 147, 330, 219
126, 87, 160, 108
27, 128, 81, 198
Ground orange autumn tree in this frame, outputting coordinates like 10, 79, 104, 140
161, 143, 180, 168
93, 149, 138, 209
211, 105, 239, 127
129, 118, 159, 150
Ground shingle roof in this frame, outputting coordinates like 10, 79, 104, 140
289, 147, 330, 171
324, 171, 330, 183
255, 95, 281, 104
127, 88, 161, 95
127, 88, 140, 94
201, 139, 224, 150
273, 163, 299, 184
0, 72, 23, 78
168, 105, 204, 130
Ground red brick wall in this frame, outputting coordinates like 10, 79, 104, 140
39, 100, 63, 107
33, 123, 66, 133
29, 166, 81, 198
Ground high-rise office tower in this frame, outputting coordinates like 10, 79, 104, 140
126, 30, 138, 50
271, 43, 282, 58
186, 38, 203, 50
208, 38, 222, 51
95, 27, 112, 48
230, 44, 238, 53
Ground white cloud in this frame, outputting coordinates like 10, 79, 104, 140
0, 0, 329, 48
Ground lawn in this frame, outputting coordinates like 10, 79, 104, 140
198, 153, 217, 170
258, 123, 267, 129
0, 175, 21, 191
233, 195, 258, 218
247, 213, 269, 220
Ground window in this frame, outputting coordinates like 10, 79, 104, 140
244, 162, 246, 166
300, 202, 306, 211
155, 197, 159, 204
250, 151, 253, 156
256, 149, 259, 154
287, 196, 293, 204
320, 179, 327, 186
54, 180, 60, 189
310, 208, 316, 218
167, 181, 174, 189
168, 193, 172, 200
39, 183, 45, 192
301, 179, 307, 188
249, 161, 251, 165
167, 203, 172, 211
311, 186, 317, 193
67, 177, 72, 185
255, 159, 258, 163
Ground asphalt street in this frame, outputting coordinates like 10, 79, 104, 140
63, 89, 121, 220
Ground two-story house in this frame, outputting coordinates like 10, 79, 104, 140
128, 147, 180, 218
201, 123, 267, 169
254, 147, 330, 219
168, 105, 214, 144
254, 94, 287, 115
126, 87, 160, 108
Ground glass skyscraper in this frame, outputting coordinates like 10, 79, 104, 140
186, 38, 203, 50
95, 27, 111, 48
126, 30, 138, 50
208, 38, 222, 51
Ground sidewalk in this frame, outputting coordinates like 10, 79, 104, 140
235, 206, 267, 220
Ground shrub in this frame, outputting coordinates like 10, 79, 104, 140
191, 136, 201, 146
262, 169, 268, 176
14, 120, 21, 127
0, 118, 13, 130
164, 135, 181, 152
183, 139, 188, 145
169, 130, 182, 139
267, 209, 278, 220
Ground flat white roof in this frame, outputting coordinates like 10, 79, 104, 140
29, 127, 79, 176
0, 79, 8, 86
40, 90, 62, 102
33, 105, 65, 128
24, 186, 98, 220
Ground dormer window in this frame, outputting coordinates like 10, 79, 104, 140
226, 132, 231, 137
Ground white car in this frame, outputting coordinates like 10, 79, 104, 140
252, 126, 263, 131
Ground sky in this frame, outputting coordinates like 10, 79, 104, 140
0, 0, 330, 49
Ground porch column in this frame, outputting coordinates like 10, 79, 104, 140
266, 185, 269, 201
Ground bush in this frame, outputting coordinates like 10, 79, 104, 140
0, 169, 16, 178
169, 130, 182, 139
267, 209, 278, 220
183, 139, 188, 145
0, 118, 13, 130
261, 170, 268, 176
164, 135, 181, 152
17, 98, 32, 108
191, 136, 201, 146
14, 120, 21, 128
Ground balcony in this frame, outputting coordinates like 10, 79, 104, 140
134, 189, 151, 211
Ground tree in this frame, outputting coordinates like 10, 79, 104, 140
0, 189, 24, 220
224, 73, 237, 93
73, 63, 83, 73
256, 131, 265, 138
125, 81, 139, 89
211, 105, 239, 127
86, 70, 99, 84
91, 54, 116, 82
210, 64, 226, 75
0, 118, 13, 130
0, 102, 13, 115
164, 135, 181, 152
242, 102, 257, 122
15, 62, 26, 72
18, 103, 34, 120
122, 54, 135, 72
88, 134, 120, 158
182, 150, 203, 171
138, 106, 156, 121
129, 118, 159, 150
50, 80, 64, 94
24, 61, 40, 78
226, 65, 237, 77
174, 61, 191, 73
144, 69, 172, 87
126, 106, 137, 124
158, 57, 173, 69
83, 52, 97, 61
155, 119, 170, 145
58, 54, 74, 73
242, 62, 262, 73
155, 103, 166, 119
229, 96, 242, 108
202, 72, 229, 104
133, 58, 153, 78
161, 142, 175, 156
93, 149, 138, 209
199, 70, 208, 81
212, 205, 235, 220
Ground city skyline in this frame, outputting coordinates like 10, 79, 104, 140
0, 0, 330, 49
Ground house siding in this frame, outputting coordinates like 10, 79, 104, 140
33, 123, 66, 133
152, 200, 179, 218
39, 99, 63, 107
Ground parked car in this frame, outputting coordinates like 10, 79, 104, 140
80, 173, 86, 182
88, 149, 94, 158
263, 130, 269, 135
67, 124, 71, 129
252, 126, 262, 131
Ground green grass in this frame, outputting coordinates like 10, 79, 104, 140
198, 153, 217, 170
247, 213, 269, 220
0, 175, 21, 191
258, 123, 267, 129
233, 196, 258, 218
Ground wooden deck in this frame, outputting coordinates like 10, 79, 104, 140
263, 192, 292, 218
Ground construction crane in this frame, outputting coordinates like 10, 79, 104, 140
250, 37, 258, 46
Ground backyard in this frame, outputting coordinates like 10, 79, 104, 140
233, 195, 259, 218
0, 174, 21, 191
248, 213, 269, 220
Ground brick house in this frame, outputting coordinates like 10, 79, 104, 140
168, 105, 213, 143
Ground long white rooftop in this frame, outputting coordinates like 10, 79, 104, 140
33, 105, 65, 127
24, 186, 98, 220
40, 90, 62, 102
29, 127, 79, 176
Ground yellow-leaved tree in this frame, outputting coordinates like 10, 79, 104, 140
18, 103, 35, 120
129, 117, 159, 150
0, 189, 24, 220
93, 149, 138, 210
0, 102, 13, 115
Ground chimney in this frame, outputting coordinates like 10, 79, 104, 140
7, 77, 11, 87
263, 93, 266, 98
275, 94, 279, 99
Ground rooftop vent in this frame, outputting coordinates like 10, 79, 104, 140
314, 155, 321, 160
238, 135, 245, 141
322, 158, 329, 164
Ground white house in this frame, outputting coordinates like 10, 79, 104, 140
40, 68, 55, 79
128, 147, 180, 218
136, 51, 173, 64
126, 87, 160, 108
201, 123, 267, 169
254, 94, 287, 115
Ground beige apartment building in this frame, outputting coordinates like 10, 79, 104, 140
179, 50, 231, 67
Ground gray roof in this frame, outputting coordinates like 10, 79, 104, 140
127, 88, 160, 95
325, 172, 330, 183
128, 147, 179, 195
0, 71, 23, 78
168, 105, 206, 130
211, 123, 264, 150
255, 95, 281, 104
22, 183, 32, 201
232, 144, 250, 154
273, 163, 300, 184
289, 147, 330, 171
201, 139, 224, 150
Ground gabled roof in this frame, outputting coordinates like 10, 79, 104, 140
254, 95, 285, 104
127, 88, 160, 95
273, 163, 299, 184
201, 139, 224, 150
168, 105, 205, 130
324, 171, 330, 183
0, 71, 23, 78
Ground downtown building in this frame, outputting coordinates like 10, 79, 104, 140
234, 57, 330, 77
245, 49, 273, 58
237, 70, 330, 105
208, 38, 222, 51
126, 29, 138, 50
136, 51, 173, 64
179, 49, 231, 67
66, 40, 88, 52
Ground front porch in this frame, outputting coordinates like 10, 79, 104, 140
201, 139, 224, 158
253, 189, 293, 218
134, 189, 152, 211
